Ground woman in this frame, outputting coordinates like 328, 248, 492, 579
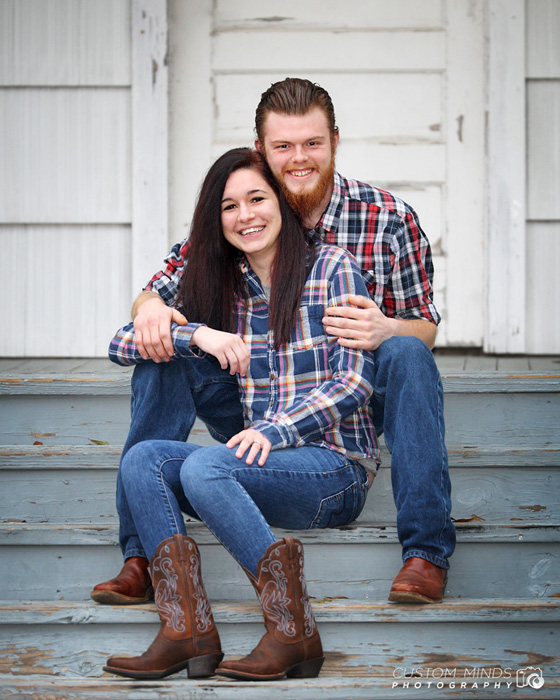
104, 148, 379, 682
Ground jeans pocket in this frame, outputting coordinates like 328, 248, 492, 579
309, 481, 361, 529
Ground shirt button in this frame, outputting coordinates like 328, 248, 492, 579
270, 372, 277, 381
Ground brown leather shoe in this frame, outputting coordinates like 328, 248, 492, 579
388, 557, 448, 604
90, 556, 154, 605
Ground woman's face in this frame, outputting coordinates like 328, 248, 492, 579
221, 168, 282, 274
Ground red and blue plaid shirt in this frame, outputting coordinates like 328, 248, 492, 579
109, 244, 379, 462
145, 171, 439, 325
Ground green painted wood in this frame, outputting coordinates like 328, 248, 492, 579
0, 524, 557, 601
1, 370, 559, 394
2, 392, 559, 446
3, 676, 558, 699
2, 464, 558, 524
0, 605, 557, 681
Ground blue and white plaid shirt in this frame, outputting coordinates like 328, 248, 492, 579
109, 244, 379, 463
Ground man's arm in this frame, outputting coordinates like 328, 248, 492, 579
131, 291, 188, 362
323, 294, 437, 350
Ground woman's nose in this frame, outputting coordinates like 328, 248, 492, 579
238, 203, 254, 221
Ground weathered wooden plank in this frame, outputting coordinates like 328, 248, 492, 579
0, 91, 131, 223
3, 443, 560, 468
526, 0, 560, 79
215, 72, 443, 143
444, 0, 485, 349
485, 0, 526, 354
214, 0, 445, 30
212, 31, 445, 73
526, 223, 560, 355
2, 522, 558, 546
0, 615, 557, 680
2, 463, 558, 525
1, 598, 558, 626
131, 0, 169, 296
0, 227, 132, 357
527, 83, 560, 221
2, 372, 558, 395
0, 0, 131, 86
1, 676, 558, 700
0, 524, 557, 600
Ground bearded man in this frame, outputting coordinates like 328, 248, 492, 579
92, 78, 454, 607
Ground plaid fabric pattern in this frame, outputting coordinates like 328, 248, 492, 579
145, 171, 439, 324
110, 245, 379, 463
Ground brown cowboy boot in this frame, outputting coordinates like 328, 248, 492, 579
91, 556, 153, 605
217, 537, 324, 681
388, 557, 448, 604
104, 535, 223, 679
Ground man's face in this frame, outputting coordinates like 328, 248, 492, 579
256, 107, 339, 222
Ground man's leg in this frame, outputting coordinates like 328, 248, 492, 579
91, 357, 244, 604
370, 336, 455, 602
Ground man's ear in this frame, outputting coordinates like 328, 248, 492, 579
255, 139, 262, 153
333, 128, 340, 152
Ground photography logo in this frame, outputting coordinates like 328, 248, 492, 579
517, 667, 545, 689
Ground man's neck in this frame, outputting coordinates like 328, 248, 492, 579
301, 185, 334, 229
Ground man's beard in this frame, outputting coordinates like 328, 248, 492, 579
275, 153, 336, 224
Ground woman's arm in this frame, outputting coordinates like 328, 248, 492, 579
108, 321, 205, 366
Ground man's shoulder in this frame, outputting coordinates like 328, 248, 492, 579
335, 172, 413, 219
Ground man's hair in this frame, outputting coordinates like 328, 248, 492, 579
255, 77, 338, 142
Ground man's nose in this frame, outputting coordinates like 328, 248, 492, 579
291, 145, 308, 163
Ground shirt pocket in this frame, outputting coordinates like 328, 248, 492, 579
290, 305, 326, 351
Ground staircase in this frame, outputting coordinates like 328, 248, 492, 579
1, 356, 559, 699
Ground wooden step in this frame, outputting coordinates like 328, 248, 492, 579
0, 599, 558, 686
1, 522, 558, 601
1, 371, 559, 447
1, 444, 559, 525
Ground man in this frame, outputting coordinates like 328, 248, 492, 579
92, 78, 454, 606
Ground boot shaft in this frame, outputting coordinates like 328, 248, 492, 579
150, 534, 216, 641
254, 537, 318, 644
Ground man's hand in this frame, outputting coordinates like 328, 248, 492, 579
323, 295, 398, 351
190, 327, 250, 376
323, 294, 437, 350
226, 428, 271, 466
133, 294, 187, 362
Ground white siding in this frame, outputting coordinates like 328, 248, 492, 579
525, 0, 560, 354
0, 0, 135, 356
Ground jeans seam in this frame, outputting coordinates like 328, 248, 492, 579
156, 457, 185, 535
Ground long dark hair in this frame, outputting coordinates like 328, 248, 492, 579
176, 148, 314, 347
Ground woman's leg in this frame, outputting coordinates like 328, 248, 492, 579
119, 440, 202, 560
180, 443, 368, 682
180, 443, 369, 575
106, 439, 223, 681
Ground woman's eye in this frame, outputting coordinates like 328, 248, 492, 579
223, 204, 236, 211
251, 197, 264, 203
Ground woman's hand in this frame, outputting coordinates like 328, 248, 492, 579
190, 326, 250, 376
227, 428, 271, 466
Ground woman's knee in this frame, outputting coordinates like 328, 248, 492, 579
180, 444, 232, 493
120, 440, 165, 486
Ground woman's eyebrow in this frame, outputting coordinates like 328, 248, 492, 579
222, 189, 267, 204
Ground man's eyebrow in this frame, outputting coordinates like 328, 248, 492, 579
269, 135, 326, 144
221, 189, 267, 203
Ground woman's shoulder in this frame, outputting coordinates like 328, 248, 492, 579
313, 243, 360, 271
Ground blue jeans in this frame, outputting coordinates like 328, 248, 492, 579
116, 336, 455, 568
120, 439, 370, 575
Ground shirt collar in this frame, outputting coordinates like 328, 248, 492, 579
316, 171, 347, 237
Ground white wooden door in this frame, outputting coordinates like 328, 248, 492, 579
168, 0, 487, 349
0, 0, 168, 357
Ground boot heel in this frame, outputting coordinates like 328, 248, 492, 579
187, 652, 224, 679
287, 656, 325, 679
